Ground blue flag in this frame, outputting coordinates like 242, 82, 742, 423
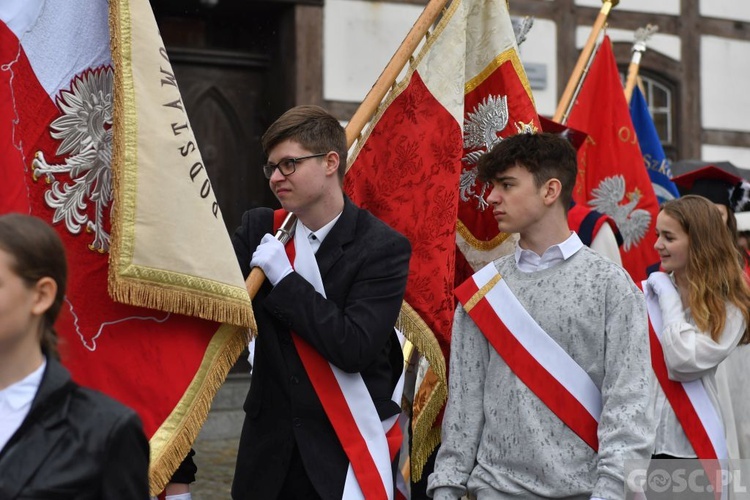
629, 86, 680, 204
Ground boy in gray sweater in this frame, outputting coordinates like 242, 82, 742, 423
427, 133, 654, 499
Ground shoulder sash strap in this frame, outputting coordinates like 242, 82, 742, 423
454, 263, 602, 450
643, 283, 728, 499
273, 210, 402, 500
643, 284, 727, 461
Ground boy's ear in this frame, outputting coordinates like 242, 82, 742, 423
542, 178, 563, 206
324, 151, 340, 177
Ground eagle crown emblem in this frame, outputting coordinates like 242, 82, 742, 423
460, 94, 509, 211
32, 66, 114, 253
589, 175, 651, 252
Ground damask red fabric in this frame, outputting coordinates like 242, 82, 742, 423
345, 71, 462, 358
566, 37, 660, 283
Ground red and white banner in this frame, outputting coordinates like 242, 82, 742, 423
566, 37, 660, 283
1, 1, 252, 494
455, 264, 602, 450
276, 211, 403, 500
343, 0, 540, 477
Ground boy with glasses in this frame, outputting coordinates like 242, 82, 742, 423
231, 105, 411, 499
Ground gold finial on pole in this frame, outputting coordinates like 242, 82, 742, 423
624, 24, 658, 104
552, 0, 617, 124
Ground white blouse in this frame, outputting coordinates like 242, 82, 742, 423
653, 302, 745, 457
0, 360, 46, 452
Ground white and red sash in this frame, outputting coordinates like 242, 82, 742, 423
454, 263, 602, 450
643, 284, 728, 461
273, 210, 404, 500
643, 284, 728, 500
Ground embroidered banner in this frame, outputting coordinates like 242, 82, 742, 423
344, 0, 540, 477
1, 0, 253, 494
566, 37, 660, 283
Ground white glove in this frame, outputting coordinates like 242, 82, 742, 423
647, 272, 685, 325
250, 233, 293, 286
166, 494, 192, 500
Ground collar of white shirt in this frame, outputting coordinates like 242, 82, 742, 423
298, 212, 342, 254
514, 232, 583, 273
0, 359, 46, 411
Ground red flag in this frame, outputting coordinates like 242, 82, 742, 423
566, 36, 660, 282
1, 1, 252, 494
344, 0, 539, 478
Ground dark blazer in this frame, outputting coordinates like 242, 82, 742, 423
0, 359, 149, 500
231, 197, 411, 500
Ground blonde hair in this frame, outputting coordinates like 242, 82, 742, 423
661, 195, 750, 343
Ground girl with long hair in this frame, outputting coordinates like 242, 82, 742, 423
647, 195, 750, 461
0, 213, 149, 499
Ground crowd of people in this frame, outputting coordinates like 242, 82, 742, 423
1, 105, 749, 499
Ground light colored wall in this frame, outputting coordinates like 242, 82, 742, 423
700, 0, 750, 23
701, 36, 750, 133
518, 18, 557, 117
575, 27, 681, 62
574, 0, 679, 15
702, 145, 750, 170
323, 0, 422, 102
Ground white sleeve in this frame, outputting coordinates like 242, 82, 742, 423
662, 303, 745, 382
590, 222, 622, 266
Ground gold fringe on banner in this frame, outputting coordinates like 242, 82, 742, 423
410, 366, 447, 482
147, 323, 250, 495
108, 272, 255, 329
395, 302, 447, 481
396, 301, 447, 383
456, 219, 511, 251
109, 0, 254, 330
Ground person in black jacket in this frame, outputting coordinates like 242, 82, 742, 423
231, 105, 411, 499
0, 213, 149, 500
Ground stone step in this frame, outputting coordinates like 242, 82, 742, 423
196, 373, 249, 442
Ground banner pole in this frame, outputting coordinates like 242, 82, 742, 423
553, 0, 618, 124
246, 0, 452, 299
624, 24, 658, 104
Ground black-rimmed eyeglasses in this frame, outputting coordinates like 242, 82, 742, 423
262, 153, 327, 179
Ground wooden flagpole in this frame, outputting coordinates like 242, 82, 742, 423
552, 0, 619, 124
246, 0, 452, 299
624, 24, 658, 104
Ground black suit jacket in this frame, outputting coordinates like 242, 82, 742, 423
0, 359, 149, 500
231, 197, 411, 500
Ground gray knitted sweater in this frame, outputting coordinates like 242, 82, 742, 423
428, 247, 655, 499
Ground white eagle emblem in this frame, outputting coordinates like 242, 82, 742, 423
589, 175, 651, 251
460, 95, 509, 210
32, 67, 113, 253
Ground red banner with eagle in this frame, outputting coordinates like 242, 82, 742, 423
344, 0, 539, 479
566, 36, 660, 283
0, 0, 253, 494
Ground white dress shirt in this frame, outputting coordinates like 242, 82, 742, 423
514, 232, 584, 273
298, 212, 342, 255
0, 359, 46, 452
